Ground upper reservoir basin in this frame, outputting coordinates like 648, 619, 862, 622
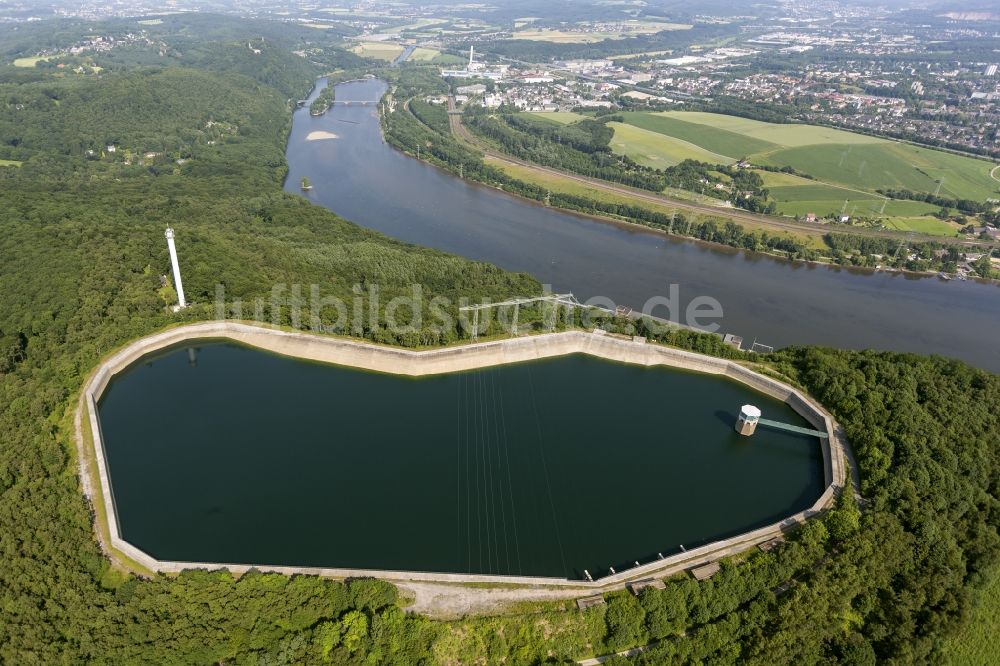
97, 342, 824, 579
284, 78, 1000, 372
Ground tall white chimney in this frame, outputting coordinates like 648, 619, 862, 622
165, 227, 187, 309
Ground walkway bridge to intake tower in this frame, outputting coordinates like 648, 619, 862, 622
758, 419, 829, 438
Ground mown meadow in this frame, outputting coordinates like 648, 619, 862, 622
531, 109, 998, 224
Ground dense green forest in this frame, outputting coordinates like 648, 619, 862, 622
310, 84, 336, 116
464, 109, 668, 191
0, 18, 998, 664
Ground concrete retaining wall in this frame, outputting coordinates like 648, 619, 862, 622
78, 322, 848, 589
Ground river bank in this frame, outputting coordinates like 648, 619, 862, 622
282, 77, 1000, 371
392, 139, 995, 286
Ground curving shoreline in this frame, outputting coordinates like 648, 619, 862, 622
77, 322, 850, 591
284, 77, 1000, 371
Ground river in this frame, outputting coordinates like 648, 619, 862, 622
285, 78, 1000, 372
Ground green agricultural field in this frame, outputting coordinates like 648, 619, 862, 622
619, 111, 1000, 203
350, 41, 405, 61
765, 181, 871, 203
770, 196, 942, 219
406, 47, 441, 61
622, 112, 778, 157
756, 142, 998, 201
0, 159, 23, 167
758, 170, 815, 187
883, 216, 960, 236
527, 111, 588, 124
767, 184, 860, 203
759, 171, 941, 218
608, 122, 736, 168
760, 172, 883, 204
12, 55, 53, 67
433, 54, 467, 66
654, 112, 884, 147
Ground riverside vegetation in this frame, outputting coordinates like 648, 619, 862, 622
1, 17, 998, 664
310, 85, 336, 116
383, 65, 998, 277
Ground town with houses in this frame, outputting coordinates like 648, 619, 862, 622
2, 0, 998, 162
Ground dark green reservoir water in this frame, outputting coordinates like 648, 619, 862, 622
98, 342, 824, 579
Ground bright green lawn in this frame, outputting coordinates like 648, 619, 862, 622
0, 159, 22, 167
608, 122, 736, 168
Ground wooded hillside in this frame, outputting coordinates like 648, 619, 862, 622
0, 20, 996, 665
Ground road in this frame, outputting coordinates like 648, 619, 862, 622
444, 97, 993, 249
